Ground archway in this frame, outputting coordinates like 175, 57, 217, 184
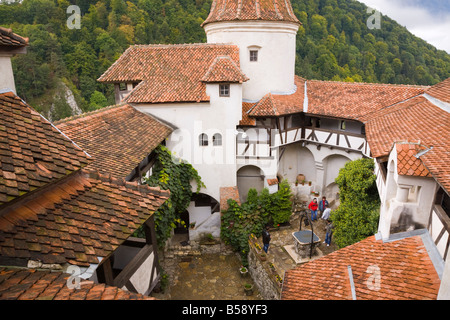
237, 165, 265, 203
322, 154, 352, 203
278, 145, 316, 183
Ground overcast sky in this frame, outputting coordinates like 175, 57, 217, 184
358, 0, 450, 53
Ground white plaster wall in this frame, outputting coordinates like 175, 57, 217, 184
204, 21, 299, 101
378, 147, 439, 239
134, 83, 242, 202
128, 252, 156, 295
430, 207, 449, 259
0, 55, 16, 93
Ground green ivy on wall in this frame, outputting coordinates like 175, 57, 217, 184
136, 145, 205, 248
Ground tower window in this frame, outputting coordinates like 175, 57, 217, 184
340, 120, 346, 130
249, 50, 258, 62
219, 84, 230, 97
213, 133, 222, 146
199, 133, 208, 146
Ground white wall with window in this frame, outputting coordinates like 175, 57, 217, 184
135, 82, 243, 203
204, 21, 299, 101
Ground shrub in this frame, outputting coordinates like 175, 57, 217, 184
331, 158, 380, 248
221, 180, 293, 265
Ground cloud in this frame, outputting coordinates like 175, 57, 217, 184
359, 0, 450, 53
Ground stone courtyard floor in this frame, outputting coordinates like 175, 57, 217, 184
151, 212, 337, 300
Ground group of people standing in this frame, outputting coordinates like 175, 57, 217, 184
308, 196, 333, 246
261, 196, 335, 254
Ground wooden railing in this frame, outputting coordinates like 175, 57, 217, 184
236, 126, 370, 158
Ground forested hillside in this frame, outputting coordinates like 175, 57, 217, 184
1, 0, 449, 120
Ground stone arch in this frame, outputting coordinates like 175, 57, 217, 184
322, 154, 352, 203
237, 165, 265, 203
185, 193, 221, 241
278, 145, 316, 184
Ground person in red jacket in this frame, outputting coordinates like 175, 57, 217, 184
308, 198, 319, 221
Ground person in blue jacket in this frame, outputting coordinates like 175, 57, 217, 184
318, 196, 329, 218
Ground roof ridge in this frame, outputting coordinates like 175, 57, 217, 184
54, 103, 129, 125
307, 78, 430, 89
0, 26, 29, 45
83, 169, 170, 198
131, 43, 238, 49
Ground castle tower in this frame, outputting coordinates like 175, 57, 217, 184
202, 0, 300, 102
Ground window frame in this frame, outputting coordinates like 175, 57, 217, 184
249, 50, 258, 62
212, 133, 222, 146
219, 84, 230, 97
199, 133, 208, 146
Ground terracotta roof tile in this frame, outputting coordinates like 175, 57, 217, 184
0, 267, 154, 300
0, 27, 28, 47
0, 92, 90, 207
426, 77, 450, 104
282, 235, 441, 300
240, 102, 257, 126
55, 104, 173, 179
0, 170, 169, 267
365, 96, 449, 191
202, 0, 300, 26
248, 76, 305, 117
395, 143, 431, 177
201, 56, 249, 83
98, 44, 242, 104
307, 80, 427, 121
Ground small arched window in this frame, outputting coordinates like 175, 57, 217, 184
213, 133, 222, 146
199, 133, 208, 146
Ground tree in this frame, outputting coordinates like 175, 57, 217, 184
330, 158, 380, 248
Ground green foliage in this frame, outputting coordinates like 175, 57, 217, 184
292, 0, 450, 84
269, 179, 293, 226
2, 0, 450, 119
143, 145, 205, 248
221, 181, 292, 266
88, 90, 109, 110
330, 158, 380, 248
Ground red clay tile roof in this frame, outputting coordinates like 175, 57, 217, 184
282, 235, 441, 300
0, 92, 90, 207
0, 170, 169, 267
306, 80, 427, 121
55, 104, 173, 179
0, 27, 28, 47
267, 178, 278, 186
426, 77, 450, 104
202, 0, 300, 27
98, 44, 242, 104
248, 76, 305, 117
0, 267, 154, 300
365, 96, 449, 191
201, 56, 249, 83
240, 102, 257, 126
395, 142, 431, 177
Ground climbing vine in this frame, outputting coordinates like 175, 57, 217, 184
140, 145, 205, 248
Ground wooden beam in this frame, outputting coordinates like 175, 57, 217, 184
113, 244, 153, 288
102, 258, 115, 286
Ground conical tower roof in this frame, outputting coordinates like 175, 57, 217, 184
202, 0, 300, 27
